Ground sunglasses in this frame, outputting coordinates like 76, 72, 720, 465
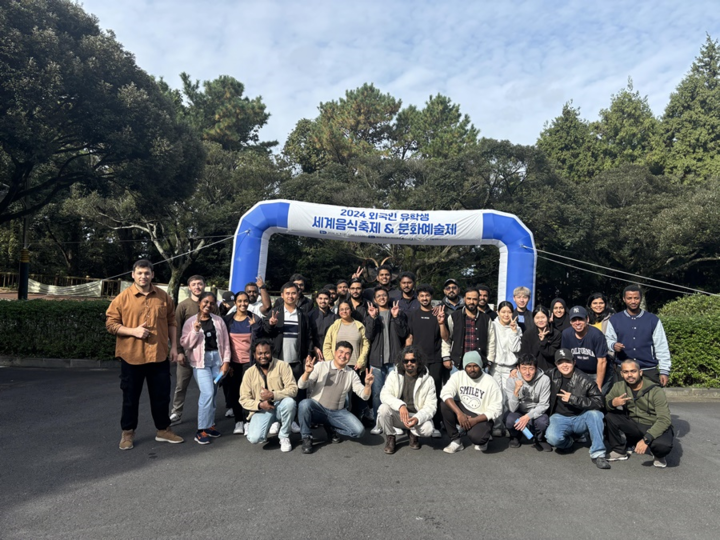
402, 358, 417, 364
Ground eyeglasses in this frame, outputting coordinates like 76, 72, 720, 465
402, 358, 417, 364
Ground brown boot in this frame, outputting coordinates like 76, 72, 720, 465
408, 432, 421, 450
384, 435, 396, 454
119, 429, 134, 450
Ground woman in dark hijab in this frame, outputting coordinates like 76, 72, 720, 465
550, 298, 571, 333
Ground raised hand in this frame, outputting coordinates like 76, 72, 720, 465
366, 301, 378, 319
304, 355, 316, 374
268, 310, 279, 326
557, 389, 572, 403
192, 314, 202, 332
351, 266, 364, 280
364, 367, 375, 386
514, 377, 524, 393
510, 316, 518, 332
134, 321, 150, 339
612, 392, 632, 408
538, 327, 549, 341
434, 305, 446, 325
390, 300, 400, 318
256, 275, 264, 288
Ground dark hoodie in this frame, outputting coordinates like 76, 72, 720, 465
550, 298, 571, 333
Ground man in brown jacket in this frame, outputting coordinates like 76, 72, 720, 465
240, 339, 298, 452
106, 259, 183, 450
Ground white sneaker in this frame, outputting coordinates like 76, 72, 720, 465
268, 422, 280, 436
233, 421, 244, 435
474, 443, 489, 452
394, 427, 404, 435
443, 440, 464, 454
169, 413, 181, 426
280, 437, 292, 453
653, 457, 667, 468
225, 409, 234, 418
291, 421, 301, 434
431, 428, 442, 438
370, 425, 383, 435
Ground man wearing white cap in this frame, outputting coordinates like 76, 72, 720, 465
439, 351, 503, 453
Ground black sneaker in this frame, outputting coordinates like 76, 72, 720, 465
301, 436, 314, 454
536, 441, 553, 452
593, 457, 611, 470
508, 437, 521, 448
324, 424, 341, 444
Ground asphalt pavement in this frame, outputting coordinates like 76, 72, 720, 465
1, 366, 719, 540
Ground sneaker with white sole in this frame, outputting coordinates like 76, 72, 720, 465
431, 428, 442, 438
394, 427, 404, 435
225, 408, 234, 418
653, 457, 667, 468
443, 440, 464, 454
233, 421, 244, 435
268, 422, 280, 436
280, 437, 292, 452
474, 443, 489, 452
291, 421, 301, 434
607, 450, 630, 461
169, 413, 181, 426
370, 425, 383, 435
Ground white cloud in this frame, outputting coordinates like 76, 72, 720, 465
80, 0, 720, 146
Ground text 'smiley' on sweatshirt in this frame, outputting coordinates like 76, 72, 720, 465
439, 370, 503, 421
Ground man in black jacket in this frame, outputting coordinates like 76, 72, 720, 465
441, 288, 495, 369
545, 348, 611, 469
365, 286, 408, 433
307, 289, 337, 358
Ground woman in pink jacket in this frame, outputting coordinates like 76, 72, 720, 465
180, 292, 231, 445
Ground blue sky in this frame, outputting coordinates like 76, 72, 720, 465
80, 0, 720, 148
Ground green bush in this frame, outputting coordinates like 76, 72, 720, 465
0, 300, 115, 360
659, 294, 720, 387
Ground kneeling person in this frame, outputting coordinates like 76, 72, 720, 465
298, 341, 374, 454
378, 346, 437, 454
605, 359, 674, 468
239, 339, 298, 452
546, 348, 610, 469
504, 354, 552, 451
440, 351, 503, 454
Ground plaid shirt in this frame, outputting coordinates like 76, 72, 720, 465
464, 313, 479, 354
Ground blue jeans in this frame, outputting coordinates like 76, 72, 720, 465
370, 364, 394, 420
546, 410, 606, 459
246, 397, 297, 443
298, 399, 365, 439
192, 351, 221, 431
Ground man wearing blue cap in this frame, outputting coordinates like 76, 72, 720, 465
439, 350, 503, 453
561, 306, 610, 393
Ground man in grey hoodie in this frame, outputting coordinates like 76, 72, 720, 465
504, 354, 551, 451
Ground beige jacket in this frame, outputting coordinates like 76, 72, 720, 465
239, 358, 298, 419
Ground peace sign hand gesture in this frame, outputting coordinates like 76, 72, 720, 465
364, 368, 375, 386
304, 355, 316, 374
193, 313, 202, 332
268, 310, 279, 326
367, 301, 378, 319
538, 327, 549, 341
433, 305, 446, 325
390, 300, 400, 318
351, 266, 364, 280
510, 316, 518, 332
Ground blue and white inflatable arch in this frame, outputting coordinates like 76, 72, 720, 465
229, 200, 536, 308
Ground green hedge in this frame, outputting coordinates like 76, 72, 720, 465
0, 299, 115, 360
659, 294, 720, 388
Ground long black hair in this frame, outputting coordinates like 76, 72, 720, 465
586, 292, 615, 324
395, 345, 428, 376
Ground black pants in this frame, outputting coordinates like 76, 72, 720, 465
606, 411, 674, 458
427, 361, 452, 428
120, 359, 171, 431
225, 362, 254, 422
440, 401, 492, 445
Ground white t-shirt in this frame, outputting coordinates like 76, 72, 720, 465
282, 308, 299, 363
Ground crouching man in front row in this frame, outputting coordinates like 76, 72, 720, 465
504, 354, 552, 451
605, 359, 674, 468
440, 351, 503, 454
545, 348, 610, 469
378, 346, 437, 454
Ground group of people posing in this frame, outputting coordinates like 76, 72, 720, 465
107, 260, 675, 469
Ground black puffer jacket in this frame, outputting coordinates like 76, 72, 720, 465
547, 367, 604, 415
365, 310, 409, 368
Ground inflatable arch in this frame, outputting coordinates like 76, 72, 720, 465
229, 200, 536, 308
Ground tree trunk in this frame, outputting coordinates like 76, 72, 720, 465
167, 259, 192, 304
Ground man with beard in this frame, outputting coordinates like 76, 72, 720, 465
512, 286, 534, 333
298, 342, 374, 454
605, 359, 674, 468
240, 339, 298, 452
441, 279, 464, 312
245, 277, 271, 317
605, 285, 671, 387
390, 271, 420, 312
324, 284, 338, 309
440, 351, 503, 453
333, 280, 349, 314
545, 348, 610, 470
378, 346, 437, 454
308, 289, 337, 358
406, 284, 446, 438
477, 284, 497, 320
347, 278, 366, 316
442, 288, 496, 370
561, 306, 610, 393
359, 264, 396, 302
366, 287, 408, 434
